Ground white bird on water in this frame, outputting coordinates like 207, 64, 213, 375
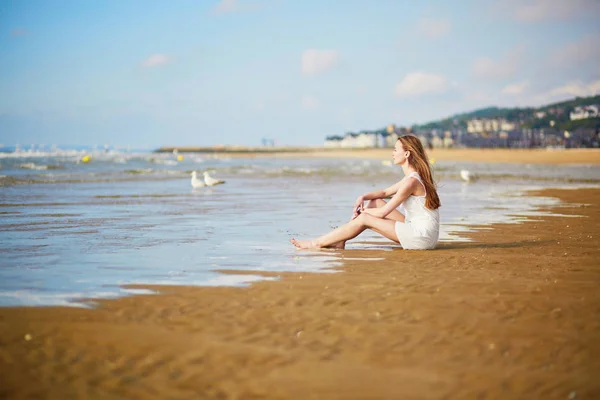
190, 171, 206, 188
460, 169, 477, 183
203, 171, 225, 186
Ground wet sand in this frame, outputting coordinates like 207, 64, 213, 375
1, 188, 599, 399
160, 146, 600, 165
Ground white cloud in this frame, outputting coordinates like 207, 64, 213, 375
141, 54, 170, 68
301, 49, 339, 76
472, 46, 524, 80
416, 18, 451, 39
545, 80, 600, 98
213, 0, 238, 14
551, 33, 600, 67
529, 79, 600, 105
395, 72, 449, 98
512, 0, 600, 22
501, 80, 530, 95
301, 95, 320, 110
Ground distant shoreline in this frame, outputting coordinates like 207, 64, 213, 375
155, 146, 600, 164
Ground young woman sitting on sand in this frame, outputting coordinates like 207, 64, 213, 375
291, 135, 441, 250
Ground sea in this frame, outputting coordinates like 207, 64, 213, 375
1, 145, 599, 307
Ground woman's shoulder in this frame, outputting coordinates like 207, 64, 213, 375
395, 175, 421, 193
402, 172, 422, 185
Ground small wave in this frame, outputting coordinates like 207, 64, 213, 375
94, 194, 178, 199
267, 167, 318, 176
0, 176, 18, 186
0, 173, 191, 187
19, 162, 48, 170
443, 171, 600, 184
149, 158, 178, 165
125, 169, 154, 175
0, 149, 87, 159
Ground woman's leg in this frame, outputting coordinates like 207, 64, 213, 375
328, 201, 390, 249
291, 213, 399, 249
325, 200, 402, 249
366, 199, 405, 222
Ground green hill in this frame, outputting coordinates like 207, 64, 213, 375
413, 95, 600, 131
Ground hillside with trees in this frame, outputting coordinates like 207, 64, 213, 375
413, 95, 600, 132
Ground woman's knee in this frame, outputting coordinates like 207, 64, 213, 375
352, 213, 367, 227
366, 199, 385, 208
362, 213, 389, 230
356, 212, 374, 227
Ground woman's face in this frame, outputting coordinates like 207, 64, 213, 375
393, 141, 407, 165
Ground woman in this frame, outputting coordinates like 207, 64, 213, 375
291, 135, 441, 250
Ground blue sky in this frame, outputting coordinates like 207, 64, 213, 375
1, 0, 599, 148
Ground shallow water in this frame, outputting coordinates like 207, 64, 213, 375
1, 147, 599, 306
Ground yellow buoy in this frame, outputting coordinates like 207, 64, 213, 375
177, 155, 184, 161
429, 158, 436, 165
81, 155, 91, 163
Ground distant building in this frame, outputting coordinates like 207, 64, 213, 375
324, 129, 397, 148
547, 107, 566, 117
499, 119, 513, 131
324, 135, 344, 148
386, 132, 398, 147
467, 119, 516, 133
570, 105, 599, 120
431, 135, 443, 148
349, 132, 376, 148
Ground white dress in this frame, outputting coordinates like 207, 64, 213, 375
394, 172, 440, 250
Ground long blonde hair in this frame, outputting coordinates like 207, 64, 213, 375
398, 135, 441, 210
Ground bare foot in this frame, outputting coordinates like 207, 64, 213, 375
291, 238, 319, 249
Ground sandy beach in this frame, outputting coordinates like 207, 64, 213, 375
1, 185, 599, 399
158, 146, 600, 165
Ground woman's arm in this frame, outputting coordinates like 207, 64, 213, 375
363, 178, 416, 219
353, 190, 384, 216
352, 180, 405, 216
361, 189, 385, 201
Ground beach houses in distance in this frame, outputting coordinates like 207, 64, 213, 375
325, 125, 455, 149
325, 125, 414, 148
466, 118, 516, 134
570, 105, 599, 120
324, 131, 391, 148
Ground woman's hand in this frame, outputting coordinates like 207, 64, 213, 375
352, 196, 364, 219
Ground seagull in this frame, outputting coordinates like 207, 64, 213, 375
203, 171, 225, 186
460, 169, 477, 183
191, 171, 206, 188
